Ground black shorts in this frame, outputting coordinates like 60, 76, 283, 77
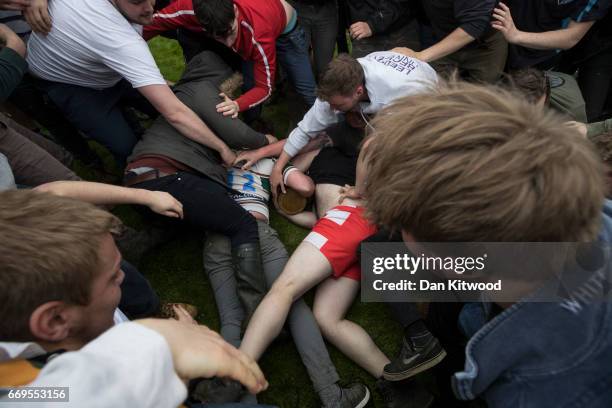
308, 120, 364, 186
308, 146, 357, 186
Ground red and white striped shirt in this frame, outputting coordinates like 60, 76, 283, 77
144, 0, 286, 111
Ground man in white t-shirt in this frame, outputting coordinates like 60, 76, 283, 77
26, 0, 236, 166
0, 189, 267, 407
269, 51, 438, 196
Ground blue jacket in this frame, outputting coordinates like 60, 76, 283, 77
452, 201, 612, 408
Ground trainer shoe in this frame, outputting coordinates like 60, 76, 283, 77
323, 383, 370, 408
376, 378, 433, 408
383, 333, 446, 381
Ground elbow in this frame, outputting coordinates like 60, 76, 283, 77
560, 36, 581, 50
559, 29, 586, 50
163, 108, 186, 127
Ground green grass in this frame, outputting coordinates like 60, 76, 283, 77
120, 38, 405, 407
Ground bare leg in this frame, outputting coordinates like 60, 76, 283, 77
240, 242, 333, 360
313, 277, 390, 378
315, 183, 342, 217
284, 210, 318, 229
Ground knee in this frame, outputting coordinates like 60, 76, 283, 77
286, 171, 315, 198
313, 304, 338, 338
268, 276, 299, 306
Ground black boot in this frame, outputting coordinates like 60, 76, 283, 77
376, 378, 434, 408
231, 242, 267, 325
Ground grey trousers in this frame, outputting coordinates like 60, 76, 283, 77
548, 71, 588, 123
203, 220, 340, 392
0, 112, 79, 186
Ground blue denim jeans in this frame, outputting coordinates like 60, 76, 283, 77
242, 24, 316, 121
38, 79, 156, 165
291, 1, 338, 79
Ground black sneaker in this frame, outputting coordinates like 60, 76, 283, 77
191, 378, 244, 403
383, 334, 446, 381
376, 378, 433, 408
323, 383, 371, 408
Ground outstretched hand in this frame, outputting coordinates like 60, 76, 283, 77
391, 47, 420, 59
216, 93, 240, 119
146, 191, 184, 219
338, 184, 362, 204
137, 319, 268, 394
491, 3, 520, 43
220, 147, 237, 168
234, 150, 261, 170
24, 0, 51, 34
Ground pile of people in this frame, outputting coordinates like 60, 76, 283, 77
1, 0, 612, 407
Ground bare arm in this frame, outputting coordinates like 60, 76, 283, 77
138, 84, 236, 166
338, 137, 373, 202
34, 181, 184, 218
394, 27, 475, 62
234, 140, 287, 170
492, 3, 594, 50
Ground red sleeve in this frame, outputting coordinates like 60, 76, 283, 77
235, 24, 276, 111
143, 0, 203, 40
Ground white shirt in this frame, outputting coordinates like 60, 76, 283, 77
26, 0, 165, 89
283, 51, 438, 157
0, 323, 186, 408
228, 158, 275, 221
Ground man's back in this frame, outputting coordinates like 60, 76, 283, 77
27, 0, 163, 89
358, 51, 438, 114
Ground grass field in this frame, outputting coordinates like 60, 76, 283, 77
121, 37, 406, 407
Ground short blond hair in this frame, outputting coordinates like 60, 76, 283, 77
0, 190, 122, 341
365, 82, 604, 242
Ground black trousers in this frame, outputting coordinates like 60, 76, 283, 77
119, 260, 160, 319
132, 171, 259, 248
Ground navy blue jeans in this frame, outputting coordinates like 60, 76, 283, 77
242, 24, 316, 121
119, 260, 160, 319
38, 79, 156, 165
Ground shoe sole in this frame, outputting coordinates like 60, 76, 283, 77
382, 349, 447, 381
354, 386, 370, 408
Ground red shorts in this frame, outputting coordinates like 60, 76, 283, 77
304, 205, 378, 281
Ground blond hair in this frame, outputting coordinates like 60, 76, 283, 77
365, 81, 604, 242
0, 190, 122, 341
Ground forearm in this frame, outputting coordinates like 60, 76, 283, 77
354, 139, 373, 196
166, 106, 229, 154
418, 27, 475, 62
250, 140, 286, 160
35, 181, 156, 207
512, 20, 594, 50
275, 150, 292, 173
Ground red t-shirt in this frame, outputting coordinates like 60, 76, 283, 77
144, 0, 286, 111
